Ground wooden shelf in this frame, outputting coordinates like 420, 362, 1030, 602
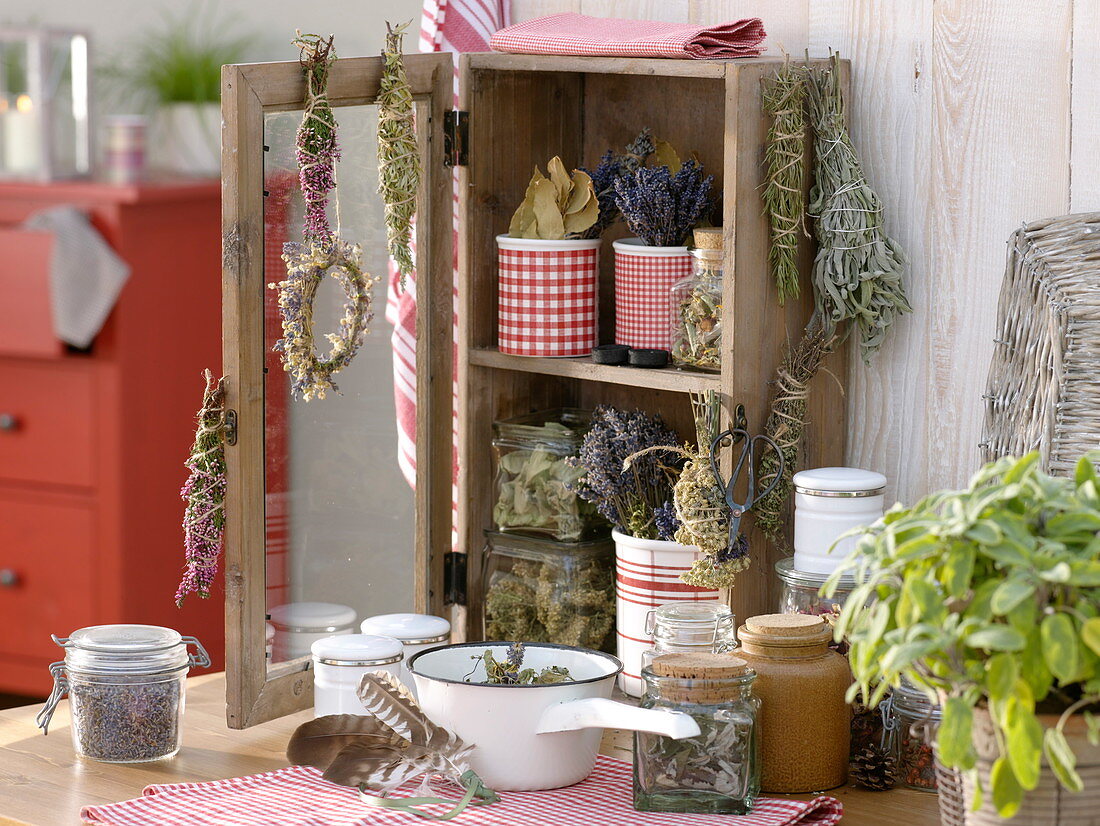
469, 347, 721, 393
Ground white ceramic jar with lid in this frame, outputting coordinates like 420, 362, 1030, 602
37, 624, 210, 762
360, 613, 450, 695
311, 634, 404, 717
268, 602, 357, 662
793, 467, 887, 575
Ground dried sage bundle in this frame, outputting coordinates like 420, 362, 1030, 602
806, 55, 911, 362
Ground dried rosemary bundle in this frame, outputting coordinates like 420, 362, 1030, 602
806, 55, 911, 362
762, 59, 806, 304
754, 324, 836, 546
377, 21, 420, 287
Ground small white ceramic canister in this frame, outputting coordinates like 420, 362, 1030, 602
311, 634, 404, 717
268, 602, 357, 662
793, 467, 887, 575
360, 613, 450, 696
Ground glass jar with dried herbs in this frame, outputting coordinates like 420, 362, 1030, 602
634, 653, 759, 814
888, 680, 941, 792
492, 408, 605, 542
36, 625, 210, 763
483, 531, 615, 651
670, 231, 724, 372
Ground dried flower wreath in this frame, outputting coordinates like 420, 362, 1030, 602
269, 32, 379, 401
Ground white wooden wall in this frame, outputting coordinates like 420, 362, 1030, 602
513, 0, 1100, 504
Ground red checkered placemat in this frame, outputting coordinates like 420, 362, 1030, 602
489, 13, 766, 60
81, 754, 842, 826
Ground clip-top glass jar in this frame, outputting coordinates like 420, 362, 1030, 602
775, 558, 855, 618
634, 653, 759, 814
670, 229, 723, 372
312, 634, 404, 717
36, 624, 210, 762
641, 601, 738, 671
889, 680, 942, 792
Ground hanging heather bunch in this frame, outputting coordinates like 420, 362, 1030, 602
613, 160, 713, 246
377, 21, 420, 286
176, 370, 227, 605
270, 32, 379, 401
567, 405, 682, 540
292, 32, 338, 244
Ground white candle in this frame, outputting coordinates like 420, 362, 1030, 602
3, 95, 42, 175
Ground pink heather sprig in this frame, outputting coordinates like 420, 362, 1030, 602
292, 32, 339, 244
176, 370, 228, 606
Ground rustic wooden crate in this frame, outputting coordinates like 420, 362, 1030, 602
456, 54, 850, 634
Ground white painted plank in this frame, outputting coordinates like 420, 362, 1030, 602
807, 0, 934, 505
690, 0, 808, 56
1072, 0, 1100, 211
578, 0, 690, 21
927, 0, 1072, 491
511, 0, 580, 22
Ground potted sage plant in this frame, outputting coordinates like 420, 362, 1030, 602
830, 452, 1100, 823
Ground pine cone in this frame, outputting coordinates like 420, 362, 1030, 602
850, 744, 898, 791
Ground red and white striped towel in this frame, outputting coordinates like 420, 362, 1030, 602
490, 13, 766, 60
81, 755, 841, 826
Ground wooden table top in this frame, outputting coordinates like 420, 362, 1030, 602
0, 673, 940, 825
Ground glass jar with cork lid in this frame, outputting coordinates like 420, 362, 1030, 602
670, 228, 724, 372
735, 613, 851, 793
634, 652, 760, 814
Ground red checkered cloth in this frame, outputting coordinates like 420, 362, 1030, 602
490, 13, 766, 60
614, 246, 692, 350
498, 244, 599, 357
81, 754, 843, 826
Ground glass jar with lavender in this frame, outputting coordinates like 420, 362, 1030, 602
36, 625, 209, 762
634, 653, 759, 814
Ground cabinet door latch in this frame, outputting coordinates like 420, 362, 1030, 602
222, 409, 238, 446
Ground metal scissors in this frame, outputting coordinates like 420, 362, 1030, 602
709, 405, 785, 554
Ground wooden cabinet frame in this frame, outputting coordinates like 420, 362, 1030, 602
220, 54, 454, 728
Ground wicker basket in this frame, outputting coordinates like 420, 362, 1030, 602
935, 761, 967, 826
982, 212, 1100, 472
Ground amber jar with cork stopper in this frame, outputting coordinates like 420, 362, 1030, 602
736, 613, 851, 793
633, 653, 760, 814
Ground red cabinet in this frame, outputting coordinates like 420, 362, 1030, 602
0, 179, 224, 696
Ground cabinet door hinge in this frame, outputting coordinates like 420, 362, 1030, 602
222, 409, 238, 446
443, 551, 467, 605
443, 110, 469, 167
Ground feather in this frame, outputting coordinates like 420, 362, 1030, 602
356, 672, 470, 756
324, 742, 462, 793
286, 714, 407, 769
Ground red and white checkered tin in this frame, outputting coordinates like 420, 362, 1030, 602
497, 235, 601, 357
613, 238, 692, 350
612, 529, 720, 697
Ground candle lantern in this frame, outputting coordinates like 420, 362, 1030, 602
0, 27, 91, 180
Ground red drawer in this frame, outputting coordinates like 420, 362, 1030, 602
0, 490, 96, 662
0, 228, 62, 358
0, 361, 95, 488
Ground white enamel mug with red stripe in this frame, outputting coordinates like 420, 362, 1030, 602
612, 529, 719, 696
408, 642, 699, 791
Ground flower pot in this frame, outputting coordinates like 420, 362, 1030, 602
150, 102, 220, 176
496, 235, 601, 357
612, 238, 692, 350
612, 529, 718, 697
937, 707, 1100, 826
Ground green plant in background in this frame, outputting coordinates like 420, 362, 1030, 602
110, 5, 253, 105
830, 452, 1100, 818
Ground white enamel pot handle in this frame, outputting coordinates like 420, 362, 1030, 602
535, 697, 700, 739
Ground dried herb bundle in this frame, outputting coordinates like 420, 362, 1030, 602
613, 160, 713, 247
466, 643, 572, 685
376, 21, 420, 287
290, 32, 337, 244
806, 55, 911, 362
761, 59, 806, 304
508, 157, 599, 240
754, 324, 836, 546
